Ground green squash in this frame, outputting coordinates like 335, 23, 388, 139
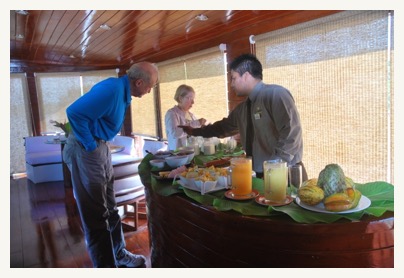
317, 164, 347, 197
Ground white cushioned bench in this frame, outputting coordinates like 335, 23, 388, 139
24, 135, 143, 183
110, 135, 142, 179
25, 135, 64, 183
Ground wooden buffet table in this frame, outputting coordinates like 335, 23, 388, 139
139, 155, 394, 268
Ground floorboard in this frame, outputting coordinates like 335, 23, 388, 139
9, 177, 151, 268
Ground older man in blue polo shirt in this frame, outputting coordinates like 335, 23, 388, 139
63, 62, 158, 268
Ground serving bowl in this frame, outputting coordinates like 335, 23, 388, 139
176, 150, 195, 164
153, 151, 172, 159
165, 155, 189, 168
149, 159, 165, 169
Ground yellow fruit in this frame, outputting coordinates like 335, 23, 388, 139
324, 192, 351, 203
324, 200, 353, 212
301, 178, 318, 188
347, 188, 362, 209
323, 189, 361, 212
324, 192, 352, 212
298, 185, 325, 206
345, 177, 355, 188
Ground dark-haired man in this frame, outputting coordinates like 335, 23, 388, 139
180, 54, 307, 180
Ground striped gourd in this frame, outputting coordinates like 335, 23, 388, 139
298, 184, 324, 205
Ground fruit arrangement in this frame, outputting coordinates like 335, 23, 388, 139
297, 164, 362, 212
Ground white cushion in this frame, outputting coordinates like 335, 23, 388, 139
26, 151, 62, 165
111, 153, 140, 165
25, 136, 61, 153
110, 135, 136, 156
142, 139, 168, 157
26, 162, 63, 183
25, 136, 62, 165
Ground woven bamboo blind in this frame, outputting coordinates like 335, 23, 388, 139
132, 47, 228, 139
255, 10, 394, 184
35, 72, 82, 132
81, 69, 118, 95
131, 84, 158, 137
10, 73, 31, 174
35, 69, 117, 133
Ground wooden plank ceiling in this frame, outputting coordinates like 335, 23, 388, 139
10, 10, 341, 69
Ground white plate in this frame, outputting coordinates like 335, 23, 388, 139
295, 195, 371, 214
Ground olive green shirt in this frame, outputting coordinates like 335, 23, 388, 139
192, 81, 304, 173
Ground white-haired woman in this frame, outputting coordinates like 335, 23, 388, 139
165, 84, 206, 150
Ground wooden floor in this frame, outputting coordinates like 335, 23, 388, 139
9, 177, 151, 268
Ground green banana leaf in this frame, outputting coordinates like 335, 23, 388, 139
139, 154, 394, 224
272, 182, 394, 223
193, 146, 245, 166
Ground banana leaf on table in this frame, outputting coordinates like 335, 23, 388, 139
271, 182, 394, 223
209, 178, 393, 223
139, 154, 394, 223
193, 146, 245, 166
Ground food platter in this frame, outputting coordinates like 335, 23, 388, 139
151, 170, 178, 181
295, 195, 371, 214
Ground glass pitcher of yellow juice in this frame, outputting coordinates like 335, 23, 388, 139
263, 159, 288, 202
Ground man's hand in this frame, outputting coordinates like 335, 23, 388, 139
178, 125, 194, 135
199, 118, 207, 126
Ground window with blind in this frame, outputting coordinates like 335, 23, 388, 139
35, 69, 117, 133
130, 85, 158, 137
81, 69, 119, 95
255, 10, 394, 184
131, 47, 228, 139
10, 73, 32, 174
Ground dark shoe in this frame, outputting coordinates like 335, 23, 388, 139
116, 249, 146, 268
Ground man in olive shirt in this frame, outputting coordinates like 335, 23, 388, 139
180, 54, 307, 180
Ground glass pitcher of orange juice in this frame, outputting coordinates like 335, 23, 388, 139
229, 157, 252, 196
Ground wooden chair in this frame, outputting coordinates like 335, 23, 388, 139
114, 175, 146, 231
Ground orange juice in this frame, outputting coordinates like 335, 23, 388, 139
263, 160, 288, 202
231, 157, 252, 196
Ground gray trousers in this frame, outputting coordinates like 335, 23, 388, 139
63, 134, 125, 267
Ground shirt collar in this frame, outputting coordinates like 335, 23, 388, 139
123, 75, 131, 105
248, 81, 264, 102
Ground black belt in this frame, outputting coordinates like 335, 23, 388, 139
94, 137, 106, 143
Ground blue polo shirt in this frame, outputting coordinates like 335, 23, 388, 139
66, 75, 131, 152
